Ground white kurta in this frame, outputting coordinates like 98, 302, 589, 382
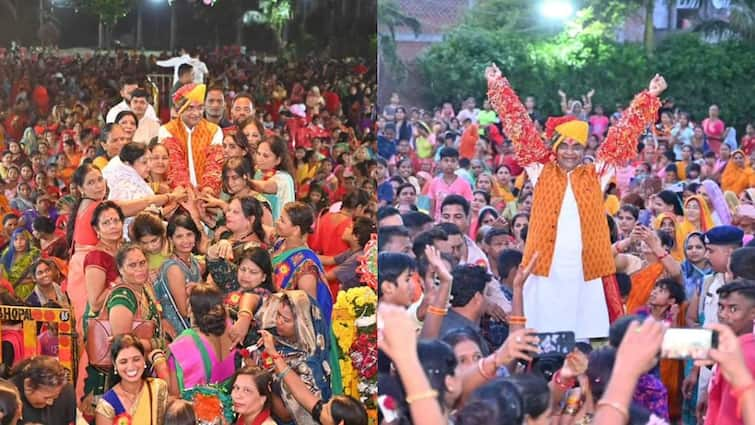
522, 166, 610, 340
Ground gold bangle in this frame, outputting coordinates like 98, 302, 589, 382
238, 308, 254, 319
406, 390, 438, 404
427, 306, 448, 316
596, 400, 629, 421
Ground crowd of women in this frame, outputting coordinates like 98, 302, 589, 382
375, 86, 755, 425
0, 46, 377, 425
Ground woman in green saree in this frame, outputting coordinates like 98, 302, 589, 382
0, 228, 41, 300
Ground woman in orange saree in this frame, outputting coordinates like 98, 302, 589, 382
625, 227, 681, 315
720, 149, 752, 195
653, 212, 685, 261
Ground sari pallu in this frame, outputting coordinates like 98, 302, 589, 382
272, 242, 333, 324
259, 291, 332, 425
168, 328, 238, 395
95, 377, 168, 425
154, 256, 201, 337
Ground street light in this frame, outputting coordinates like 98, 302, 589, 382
539, 0, 574, 19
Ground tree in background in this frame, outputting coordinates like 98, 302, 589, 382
694, 0, 755, 41
377, 0, 420, 82
76, 0, 135, 48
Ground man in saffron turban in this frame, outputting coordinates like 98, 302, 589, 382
158, 83, 223, 195
486, 64, 667, 339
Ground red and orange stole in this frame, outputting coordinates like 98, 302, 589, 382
163, 119, 223, 194
487, 74, 660, 324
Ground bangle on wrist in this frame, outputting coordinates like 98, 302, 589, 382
277, 366, 292, 381
406, 390, 438, 404
238, 308, 253, 319
427, 305, 448, 316
596, 400, 628, 421
508, 315, 526, 325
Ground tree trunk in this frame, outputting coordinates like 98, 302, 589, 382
98, 18, 104, 49
136, 0, 143, 48
235, 15, 243, 46
644, 0, 655, 57
169, 3, 177, 51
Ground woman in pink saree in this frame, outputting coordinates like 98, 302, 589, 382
167, 284, 238, 396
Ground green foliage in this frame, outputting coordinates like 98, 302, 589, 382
419, 30, 755, 131
76, 0, 135, 25
378, 0, 421, 82
694, 0, 755, 42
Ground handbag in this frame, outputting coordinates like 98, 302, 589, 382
86, 284, 157, 368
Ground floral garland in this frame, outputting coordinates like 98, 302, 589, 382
333, 286, 378, 424
356, 233, 377, 290
182, 383, 235, 425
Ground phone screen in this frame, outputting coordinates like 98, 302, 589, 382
536, 331, 576, 356
661, 328, 718, 360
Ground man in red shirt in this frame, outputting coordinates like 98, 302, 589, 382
701, 280, 755, 425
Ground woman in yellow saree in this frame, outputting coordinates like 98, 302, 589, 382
678, 195, 714, 237
653, 212, 685, 261
720, 149, 752, 195
95, 334, 168, 425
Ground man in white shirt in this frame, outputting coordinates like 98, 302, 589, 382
106, 77, 157, 124
156, 48, 209, 84
158, 83, 223, 195
129, 88, 160, 144
456, 97, 480, 124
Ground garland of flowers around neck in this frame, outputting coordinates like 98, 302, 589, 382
356, 234, 377, 290
333, 286, 378, 424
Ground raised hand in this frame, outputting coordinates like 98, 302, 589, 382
485, 63, 502, 81
513, 252, 539, 291
378, 303, 418, 362
614, 318, 664, 379
558, 89, 566, 98
696, 323, 753, 389
586, 89, 595, 98
494, 328, 539, 366
561, 349, 589, 379
648, 74, 668, 97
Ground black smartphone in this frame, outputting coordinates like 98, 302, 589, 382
661, 328, 718, 360
536, 331, 576, 356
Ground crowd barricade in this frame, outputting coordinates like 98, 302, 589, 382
0, 306, 76, 380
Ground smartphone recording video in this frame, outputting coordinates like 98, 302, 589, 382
661, 328, 718, 360
536, 331, 576, 356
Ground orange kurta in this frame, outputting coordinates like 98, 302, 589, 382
163, 119, 223, 194
525, 162, 616, 281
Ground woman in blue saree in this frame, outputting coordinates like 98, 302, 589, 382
258, 290, 331, 425
680, 231, 712, 424
271, 202, 332, 323
270, 202, 341, 400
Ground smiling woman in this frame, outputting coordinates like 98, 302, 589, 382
95, 334, 168, 425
